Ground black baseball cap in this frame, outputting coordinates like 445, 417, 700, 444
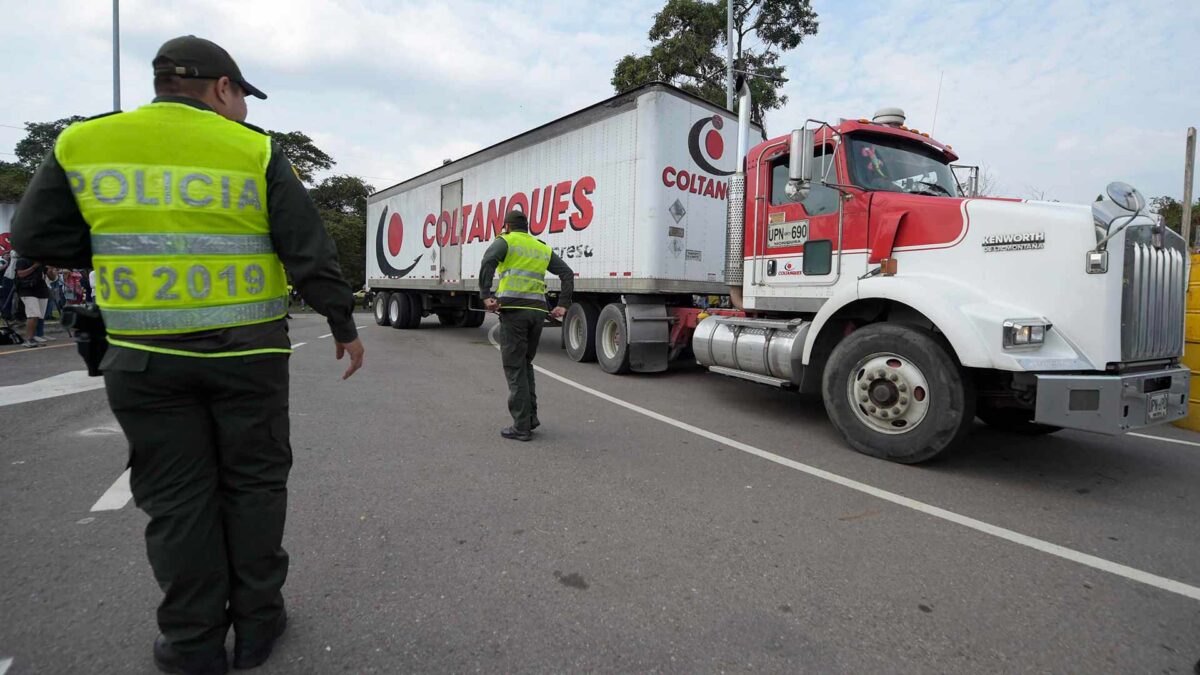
152, 35, 267, 100
504, 210, 528, 229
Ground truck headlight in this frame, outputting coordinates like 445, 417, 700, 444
1003, 319, 1051, 349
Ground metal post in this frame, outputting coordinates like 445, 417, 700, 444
1183, 127, 1196, 250
112, 0, 121, 111
726, 0, 734, 110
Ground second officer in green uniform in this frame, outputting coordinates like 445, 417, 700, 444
479, 210, 574, 441
12, 36, 364, 675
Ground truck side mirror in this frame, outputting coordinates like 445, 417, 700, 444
786, 127, 815, 201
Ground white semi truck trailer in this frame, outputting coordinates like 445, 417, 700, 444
365, 81, 1189, 463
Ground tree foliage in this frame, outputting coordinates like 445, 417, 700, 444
310, 174, 373, 218
1151, 195, 1200, 246
267, 130, 334, 185
14, 116, 87, 172
0, 161, 32, 203
612, 0, 818, 125
321, 208, 366, 290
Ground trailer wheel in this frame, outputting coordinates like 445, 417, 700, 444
373, 292, 391, 326
459, 309, 485, 328
976, 406, 1061, 435
596, 303, 631, 374
387, 293, 406, 329
564, 301, 599, 362
403, 292, 423, 329
822, 323, 974, 463
436, 310, 464, 326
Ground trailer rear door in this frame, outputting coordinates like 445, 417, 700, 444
440, 180, 463, 287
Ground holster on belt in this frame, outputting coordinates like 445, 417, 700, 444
61, 304, 108, 377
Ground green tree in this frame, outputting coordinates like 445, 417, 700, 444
1151, 195, 1200, 246
0, 161, 32, 203
612, 0, 818, 125
268, 130, 334, 185
14, 116, 86, 172
321, 209, 366, 290
310, 174, 373, 218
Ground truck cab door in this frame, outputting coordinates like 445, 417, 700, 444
754, 144, 847, 290
439, 180, 463, 288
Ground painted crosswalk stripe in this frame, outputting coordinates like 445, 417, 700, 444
91, 469, 132, 512
0, 370, 106, 407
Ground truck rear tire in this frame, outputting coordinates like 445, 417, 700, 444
564, 301, 599, 362
403, 292, 423, 329
374, 292, 391, 326
596, 303, 631, 374
459, 309, 485, 328
822, 323, 974, 463
976, 406, 1061, 435
387, 293, 407, 329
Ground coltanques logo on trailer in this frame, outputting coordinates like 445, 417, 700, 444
687, 115, 731, 177
662, 115, 732, 201
375, 207, 422, 277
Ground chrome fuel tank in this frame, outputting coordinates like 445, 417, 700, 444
694, 316, 810, 384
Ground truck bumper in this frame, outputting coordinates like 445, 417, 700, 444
1033, 366, 1190, 434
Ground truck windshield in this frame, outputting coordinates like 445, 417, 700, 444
847, 133, 958, 197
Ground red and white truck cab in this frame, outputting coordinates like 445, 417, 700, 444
694, 80, 1189, 461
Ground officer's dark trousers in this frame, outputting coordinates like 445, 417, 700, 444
103, 348, 291, 655
498, 309, 544, 432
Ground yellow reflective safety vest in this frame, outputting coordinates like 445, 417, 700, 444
55, 102, 288, 345
496, 231, 551, 312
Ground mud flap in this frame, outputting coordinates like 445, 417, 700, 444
623, 296, 671, 373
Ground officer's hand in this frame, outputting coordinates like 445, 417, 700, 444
484, 298, 500, 313
336, 338, 365, 380
549, 306, 566, 320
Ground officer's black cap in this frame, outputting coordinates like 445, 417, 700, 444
152, 35, 267, 100
504, 210, 528, 229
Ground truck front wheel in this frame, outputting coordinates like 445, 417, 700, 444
822, 323, 974, 463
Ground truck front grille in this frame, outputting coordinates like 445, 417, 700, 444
1121, 225, 1186, 362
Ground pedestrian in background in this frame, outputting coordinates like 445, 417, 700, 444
13, 254, 56, 347
12, 35, 364, 675
478, 210, 574, 441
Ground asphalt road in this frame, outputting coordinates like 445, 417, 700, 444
1, 311, 1198, 673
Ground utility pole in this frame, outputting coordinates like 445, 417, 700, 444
1183, 127, 1196, 251
726, 0, 734, 110
112, 0, 121, 111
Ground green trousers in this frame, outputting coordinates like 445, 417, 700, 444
102, 347, 291, 655
498, 309, 544, 432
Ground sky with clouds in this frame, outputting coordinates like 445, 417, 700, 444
1, 0, 1196, 205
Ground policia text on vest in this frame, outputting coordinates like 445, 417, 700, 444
11, 34, 365, 674
479, 210, 575, 441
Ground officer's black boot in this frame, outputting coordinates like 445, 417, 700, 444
153, 635, 228, 675
500, 426, 532, 441
233, 608, 288, 670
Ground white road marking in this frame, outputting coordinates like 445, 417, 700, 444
0, 656, 12, 675
0, 370, 106, 408
488, 326, 1200, 602
1129, 432, 1200, 448
318, 333, 333, 339
356, 325, 365, 329
291, 342, 307, 348
78, 425, 122, 437
91, 469, 132, 512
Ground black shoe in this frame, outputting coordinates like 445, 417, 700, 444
233, 609, 287, 670
500, 426, 532, 441
153, 635, 228, 675
530, 419, 540, 430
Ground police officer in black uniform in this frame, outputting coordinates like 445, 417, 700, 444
12, 36, 364, 674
